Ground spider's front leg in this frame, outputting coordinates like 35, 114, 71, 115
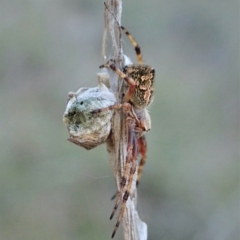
99, 62, 136, 103
110, 117, 138, 238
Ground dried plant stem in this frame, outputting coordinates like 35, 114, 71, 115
103, 1, 147, 239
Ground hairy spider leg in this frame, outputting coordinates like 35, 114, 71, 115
120, 26, 143, 65
109, 118, 135, 220
103, 2, 143, 65
111, 120, 138, 238
111, 134, 147, 201
91, 102, 130, 114
136, 134, 147, 187
99, 63, 136, 103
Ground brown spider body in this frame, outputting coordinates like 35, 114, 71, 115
123, 64, 155, 109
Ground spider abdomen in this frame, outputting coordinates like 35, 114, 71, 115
123, 64, 155, 109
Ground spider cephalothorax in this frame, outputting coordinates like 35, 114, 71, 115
97, 24, 155, 238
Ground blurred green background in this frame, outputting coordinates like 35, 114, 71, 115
0, 0, 239, 239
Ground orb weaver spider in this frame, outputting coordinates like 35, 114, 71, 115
93, 21, 155, 237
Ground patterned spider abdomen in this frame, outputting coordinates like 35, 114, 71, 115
63, 82, 116, 150
123, 64, 155, 109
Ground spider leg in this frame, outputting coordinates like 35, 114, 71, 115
99, 63, 136, 103
111, 122, 138, 238
90, 102, 132, 115
103, 3, 143, 65
136, 134, 147, 187
111, 133, 147, 202
91, 103, 124, 114
111, 112, 147, 199
109, 118, 135, 220
120, 26, 143, 65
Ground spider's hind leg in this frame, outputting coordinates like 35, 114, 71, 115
111, 118, 138, 238
109, 118, 136, 220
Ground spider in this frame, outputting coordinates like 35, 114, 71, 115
93, 23, 155, 238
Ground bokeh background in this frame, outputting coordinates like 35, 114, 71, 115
0, 0, 239, 239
